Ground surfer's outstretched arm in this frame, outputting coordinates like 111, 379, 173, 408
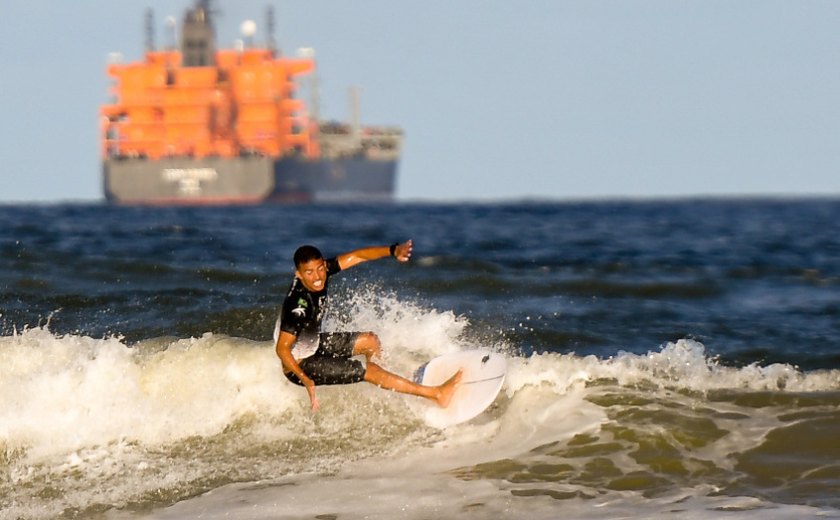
364, 362, 462, 408
337, 239, 413, 270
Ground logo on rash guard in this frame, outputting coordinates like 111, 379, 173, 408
292, 298, 308, 317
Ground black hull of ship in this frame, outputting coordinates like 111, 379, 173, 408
103, 156, 397, 205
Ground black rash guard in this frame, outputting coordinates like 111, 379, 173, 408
274, 256, 367, 386
276, 257, 341, 358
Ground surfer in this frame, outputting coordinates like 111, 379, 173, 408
274, 240, 462, 412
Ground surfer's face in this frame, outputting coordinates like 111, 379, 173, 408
296, 258, 327, 292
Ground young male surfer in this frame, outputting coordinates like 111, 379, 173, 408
274, 240, 462, 411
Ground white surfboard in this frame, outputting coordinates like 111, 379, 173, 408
413, 349, 506, 428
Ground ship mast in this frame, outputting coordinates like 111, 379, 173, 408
266, 5, 278, 55
144, 8, 155, 52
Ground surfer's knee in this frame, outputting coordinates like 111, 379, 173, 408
354, 332, 381, 360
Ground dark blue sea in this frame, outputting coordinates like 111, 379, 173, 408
1, 200, 839, 519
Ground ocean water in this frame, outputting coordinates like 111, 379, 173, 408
1, 199, 839, 519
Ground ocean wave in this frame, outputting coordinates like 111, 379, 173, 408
1, 299, 838, 518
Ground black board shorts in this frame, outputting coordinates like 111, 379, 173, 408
285, 332, 367, 386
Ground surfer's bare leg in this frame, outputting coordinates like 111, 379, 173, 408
434, 369, 463, 408
364, 363, 463, 408
352, 332, 382, 361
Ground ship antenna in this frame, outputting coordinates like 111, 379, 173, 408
266, 5, 278, 54
165, 16, 178, 50
349, 86, 361, 140
145, 8, 156, 52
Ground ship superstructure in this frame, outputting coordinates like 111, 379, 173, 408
101, 1, 402, 204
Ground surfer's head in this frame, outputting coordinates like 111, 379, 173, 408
294, 245, 327, 292
294, 245, 323, 268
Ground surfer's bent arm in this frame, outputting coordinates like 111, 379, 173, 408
275, 331, 319, 411
337, 239, 413, 270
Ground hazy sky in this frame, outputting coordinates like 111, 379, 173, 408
1, 1, 838, 203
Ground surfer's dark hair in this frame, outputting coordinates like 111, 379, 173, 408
294, 245, 324, 267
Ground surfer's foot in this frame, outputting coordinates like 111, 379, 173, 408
435, 369, 463, 408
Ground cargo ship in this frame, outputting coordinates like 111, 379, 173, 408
100, 1, 402, 204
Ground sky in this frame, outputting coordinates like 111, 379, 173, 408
1, 0, 839, 203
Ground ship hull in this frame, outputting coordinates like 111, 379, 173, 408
103, 156, 397, 205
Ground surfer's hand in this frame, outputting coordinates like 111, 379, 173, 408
307, 388, 320, 412
394, 240, 413, 263
303, 378, 319, 412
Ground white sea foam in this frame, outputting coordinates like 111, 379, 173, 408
1, 325, 836, 465
0, 328, 293, 462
